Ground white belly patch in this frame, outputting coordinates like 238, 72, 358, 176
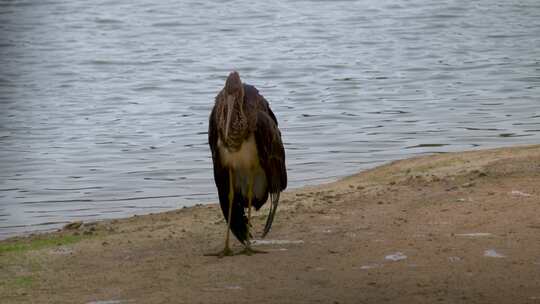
218, 134, 260, 171
218, 134, 268, 199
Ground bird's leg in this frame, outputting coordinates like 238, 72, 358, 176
204, 169, 235, 258
238, 174, 267, 256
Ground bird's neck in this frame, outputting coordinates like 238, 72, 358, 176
220, 107, 249, 150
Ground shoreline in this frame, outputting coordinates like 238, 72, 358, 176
0, 143, 532, 242
1, 144, 539, 303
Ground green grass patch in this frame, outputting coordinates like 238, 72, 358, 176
12, 276, 34, 288
0, 234, 83, 255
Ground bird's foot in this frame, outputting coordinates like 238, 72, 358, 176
204, 246, 235, 258
237, 246, 267, 256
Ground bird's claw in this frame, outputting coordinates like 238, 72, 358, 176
204, 247, 235, 258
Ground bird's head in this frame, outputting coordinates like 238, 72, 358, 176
224, 71, 244, 100
222, 71, 245, 139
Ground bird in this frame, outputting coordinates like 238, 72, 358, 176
207, 71, 287, 257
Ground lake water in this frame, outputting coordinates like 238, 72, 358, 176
1, 0, 539, 239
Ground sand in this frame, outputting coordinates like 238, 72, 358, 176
1, 144, 539, 304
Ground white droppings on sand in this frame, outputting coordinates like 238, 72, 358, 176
50, 246, 74, 255
448, 256, 462, 262
345, 232, 357, 238
359, 264, 380, 270
385, 252, 407, 261
251, 239, 304, 246
455, 233, 492, 237
224, 285, 242, 290
511, 190, 532, 197
484, 249, 506, 258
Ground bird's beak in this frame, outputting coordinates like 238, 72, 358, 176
224, 94, 235, 139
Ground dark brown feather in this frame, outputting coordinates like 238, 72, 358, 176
209, 72, 287, 243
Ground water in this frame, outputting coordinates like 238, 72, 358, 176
1, 0, 539, 239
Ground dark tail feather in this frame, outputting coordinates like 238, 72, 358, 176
262, 192, 280, 238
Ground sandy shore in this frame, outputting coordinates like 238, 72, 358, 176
1, 144, 539, 304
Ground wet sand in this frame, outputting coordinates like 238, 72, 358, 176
1, 144, 539, 304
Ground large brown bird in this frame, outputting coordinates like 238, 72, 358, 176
207, 71, 287, 257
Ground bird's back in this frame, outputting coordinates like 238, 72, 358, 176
242, 84, 278, 126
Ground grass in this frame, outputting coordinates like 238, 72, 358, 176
12, 276, 33, 288
0, 234, 84, 255
0, 275, 35, 294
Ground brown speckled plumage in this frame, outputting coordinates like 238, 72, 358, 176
208, 71, 287, 249
214, 72, 266, 150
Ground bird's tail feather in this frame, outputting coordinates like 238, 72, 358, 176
262, 192, 280, 238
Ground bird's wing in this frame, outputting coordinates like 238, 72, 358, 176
263, 97, 278, 126
254, 111, 287, 237
208, 106, 219, 157
208, 107, 249, 244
